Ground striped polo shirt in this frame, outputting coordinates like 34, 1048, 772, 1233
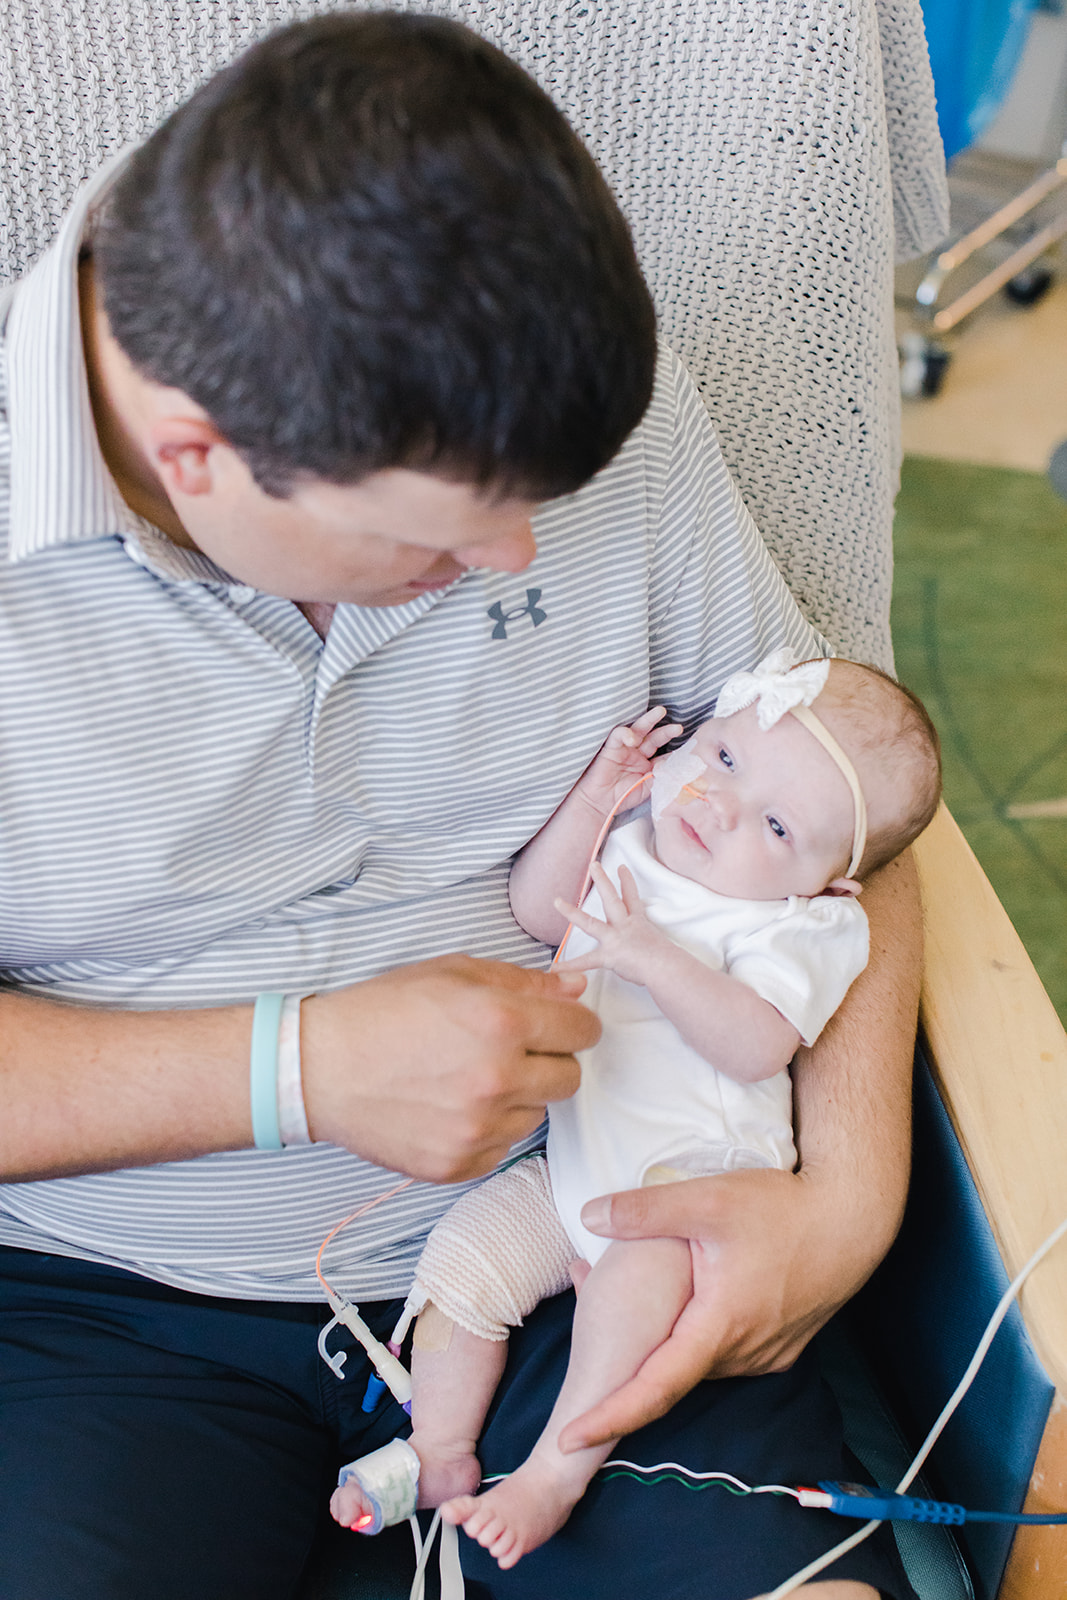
0, 163, 821, 1301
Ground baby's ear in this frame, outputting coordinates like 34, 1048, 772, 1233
825, 876, 863, 898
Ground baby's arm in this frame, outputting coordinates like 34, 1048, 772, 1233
558, 864, 800, 1081
509, 709, 680, 945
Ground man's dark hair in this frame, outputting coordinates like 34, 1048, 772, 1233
94, 10, 657, 498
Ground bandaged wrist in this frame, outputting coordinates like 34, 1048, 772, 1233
250, 992, 312, 1149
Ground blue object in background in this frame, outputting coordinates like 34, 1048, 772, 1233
922, 0, 1039, 158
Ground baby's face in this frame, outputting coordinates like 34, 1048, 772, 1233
651, 702, 857, 900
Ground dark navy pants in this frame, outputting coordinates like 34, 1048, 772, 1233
0, 1246, 915, 1600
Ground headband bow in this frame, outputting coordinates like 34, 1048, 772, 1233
715, 649, 830, 729
651, 649, 868, 882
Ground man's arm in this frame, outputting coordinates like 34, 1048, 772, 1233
0, 957, 597, 1183
558, 847, 920, 1451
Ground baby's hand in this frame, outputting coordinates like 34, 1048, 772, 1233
556, 864, 672, 985
576, 708, 682, 818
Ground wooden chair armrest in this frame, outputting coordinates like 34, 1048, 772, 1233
913, 804, 1067, 1394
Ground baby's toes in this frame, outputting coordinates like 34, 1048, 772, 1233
488, 1523, 520, 1564
440, 1493, 478, 1527
471, 1509, 509, 1550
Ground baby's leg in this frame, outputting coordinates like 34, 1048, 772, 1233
408, 1305, 509, 1507
331, 1304, 507, 1528
442, 1234, 693, 1568
331, 1155, 574, 1534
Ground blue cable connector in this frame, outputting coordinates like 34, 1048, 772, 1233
798, 1481, 1067, 1526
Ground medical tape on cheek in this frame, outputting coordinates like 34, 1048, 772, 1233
650, 736, 707, 820
336, 1437, 420, 1533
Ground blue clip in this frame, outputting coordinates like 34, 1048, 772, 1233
361, 1372, 387, 1413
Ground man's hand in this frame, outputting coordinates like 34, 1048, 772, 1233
557, 1165, 868, 1453
301, 955, 598, 1183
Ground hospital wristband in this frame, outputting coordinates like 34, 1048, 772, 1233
250, 992, 314, 1149
250, 992, 286, 1149
277, 992, 313, 1146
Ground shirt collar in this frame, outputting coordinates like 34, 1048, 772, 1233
4, 151, 239, 588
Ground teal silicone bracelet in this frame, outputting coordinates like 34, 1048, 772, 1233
250, 992, 286, 1150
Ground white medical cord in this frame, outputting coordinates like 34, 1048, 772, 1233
761, 1206, 1067, 1599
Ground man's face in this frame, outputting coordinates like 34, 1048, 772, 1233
171, 453, 540, 608
83, 269, 539, 607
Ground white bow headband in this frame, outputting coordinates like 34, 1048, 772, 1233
651, 650, 868, 880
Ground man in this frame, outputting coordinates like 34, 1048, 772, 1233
0, 13, 920, 1598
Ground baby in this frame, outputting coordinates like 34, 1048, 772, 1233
331, 651, 942, 1567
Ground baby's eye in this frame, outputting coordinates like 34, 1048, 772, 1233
717, 746, 734, 771
767, 815, 788, 840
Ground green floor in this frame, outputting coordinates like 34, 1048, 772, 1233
891, 454, 1067, 1030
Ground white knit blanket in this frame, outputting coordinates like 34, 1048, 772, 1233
0, 0, 948, 664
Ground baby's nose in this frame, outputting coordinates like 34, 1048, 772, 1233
705, 789, 738, 829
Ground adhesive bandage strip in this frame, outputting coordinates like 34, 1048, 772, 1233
336, 1437, 420, 1534
650, 736, 705, 820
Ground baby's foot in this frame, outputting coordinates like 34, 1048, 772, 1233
441, 1453, 586, 1569
412, 1434, 482, 1510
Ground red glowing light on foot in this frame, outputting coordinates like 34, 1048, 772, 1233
354, 1513, 374, 1531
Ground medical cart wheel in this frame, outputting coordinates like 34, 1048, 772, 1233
899, 333, 951, 399
1003, 263, 1054, 305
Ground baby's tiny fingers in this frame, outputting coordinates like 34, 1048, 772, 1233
588, 863, 625, 911
556, 951, 604, 974
616, 865, 645, 911
554, 896, 607, 940
640, 721, 683, 756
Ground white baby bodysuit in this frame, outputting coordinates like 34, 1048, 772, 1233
547, 812, 869, 1263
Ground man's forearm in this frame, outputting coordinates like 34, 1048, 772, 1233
0, 957, 598, 1184
791, 846, 922, 1272
0, 990, 254, 1180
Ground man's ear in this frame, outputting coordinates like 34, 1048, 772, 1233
148, 415, 228, 498
825, 876, 863, 898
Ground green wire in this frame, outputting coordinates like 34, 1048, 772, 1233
482, 1468, 792, 1497
600, 1470, 790, 1495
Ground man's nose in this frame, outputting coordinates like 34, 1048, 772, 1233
457, 521, 537, 574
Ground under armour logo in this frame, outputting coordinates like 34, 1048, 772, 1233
488, 589, 547, 640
